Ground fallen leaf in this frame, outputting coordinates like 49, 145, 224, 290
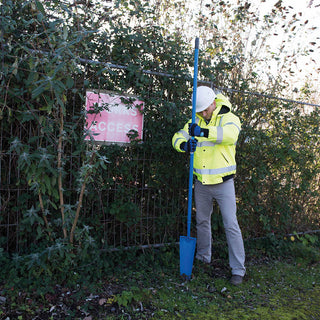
99, 298, 107, 305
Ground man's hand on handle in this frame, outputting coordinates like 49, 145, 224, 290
180, 139, 198, 153
188, 123, 208, 137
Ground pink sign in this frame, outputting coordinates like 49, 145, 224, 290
85, 91, 144, 143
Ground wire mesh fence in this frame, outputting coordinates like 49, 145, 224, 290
1, 0, 320, 254
0, 40, 193, 252
2, 61, 320, 254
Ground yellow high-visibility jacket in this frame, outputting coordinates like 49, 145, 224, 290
172, 94, 241, 185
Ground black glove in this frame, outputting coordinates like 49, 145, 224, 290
180, 138, 197, 153
188, 123, 209, 138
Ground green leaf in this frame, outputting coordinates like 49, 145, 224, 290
44, 175, 51, 193
63, 24, 68, 40
35, 0, 45, 15
12, 58, 18, 76
66, 76, 74, 89
31, 85, 45, 99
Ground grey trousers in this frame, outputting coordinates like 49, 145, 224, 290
194, 178, 246, 276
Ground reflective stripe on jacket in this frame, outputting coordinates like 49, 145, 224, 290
172, 93, 241, 185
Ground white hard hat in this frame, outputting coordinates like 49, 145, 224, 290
193, 86, 216, 112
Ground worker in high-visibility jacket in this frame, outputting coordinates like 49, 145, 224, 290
172, 86, 246, 285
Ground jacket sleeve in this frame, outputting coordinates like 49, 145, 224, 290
207, 114, 241, 145
172, 121, 191, 152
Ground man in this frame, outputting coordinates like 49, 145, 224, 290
172, 86, 245, 285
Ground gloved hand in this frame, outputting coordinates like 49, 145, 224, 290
188, 123, 209, 137
180, 138, 197, 153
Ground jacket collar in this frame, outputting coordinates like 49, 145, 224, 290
196, 104, 229, 124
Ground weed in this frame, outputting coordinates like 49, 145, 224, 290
1, 238, 320, 319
